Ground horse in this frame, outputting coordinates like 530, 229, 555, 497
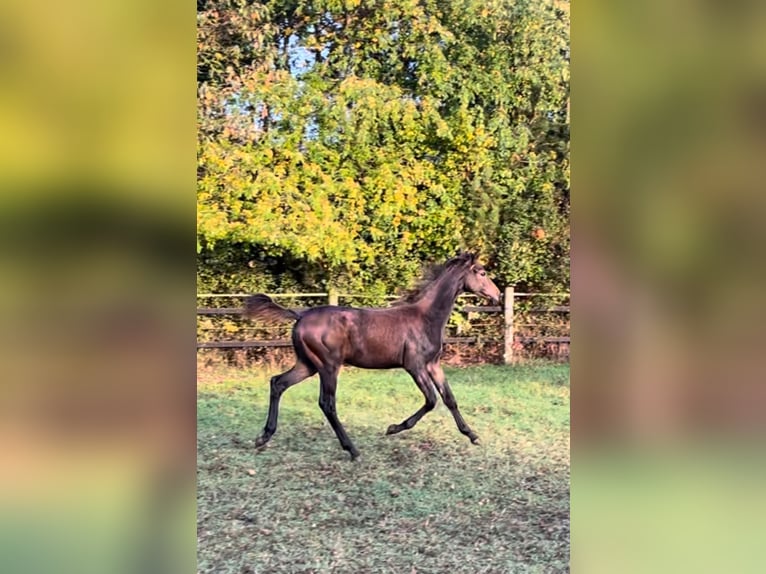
244, 252, 501, 459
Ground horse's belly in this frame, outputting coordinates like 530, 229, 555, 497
344, 343, 402, 369
344, 356, 400, 370
342, 323, 405, 369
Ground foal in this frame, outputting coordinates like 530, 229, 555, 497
245, 252, 501, 459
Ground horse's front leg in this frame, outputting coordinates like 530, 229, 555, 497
427, 362, 480, 444
385, 367, 438, 435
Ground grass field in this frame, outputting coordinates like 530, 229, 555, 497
197, 363, 570, 574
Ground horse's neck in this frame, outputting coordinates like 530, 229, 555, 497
416, 274, 462, 331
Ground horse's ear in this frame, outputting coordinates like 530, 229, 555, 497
452, 250, 476, 266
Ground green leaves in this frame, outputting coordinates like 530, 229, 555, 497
197, 0, 569, 294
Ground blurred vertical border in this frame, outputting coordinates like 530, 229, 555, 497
574, 0, 766, 572
0, 1, 195, 574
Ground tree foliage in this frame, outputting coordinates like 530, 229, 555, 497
197, 0, 569, 294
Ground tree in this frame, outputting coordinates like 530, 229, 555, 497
197, 0, 569, 294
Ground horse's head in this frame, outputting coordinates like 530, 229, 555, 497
460, 253, 502, 305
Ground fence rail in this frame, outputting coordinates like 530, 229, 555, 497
197, 287, 569, 363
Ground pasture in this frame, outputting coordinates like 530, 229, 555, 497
197, 363, 570, 573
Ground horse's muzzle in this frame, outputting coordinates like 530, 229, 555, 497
482, 290, 501, 306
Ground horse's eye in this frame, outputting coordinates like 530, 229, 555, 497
480, 271, 486, 277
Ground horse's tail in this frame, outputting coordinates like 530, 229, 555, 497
244, 294, 301, 324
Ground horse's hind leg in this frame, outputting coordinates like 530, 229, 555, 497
318, 368, 360, 460
385, 367, 438, 436
255, 361, 316, 448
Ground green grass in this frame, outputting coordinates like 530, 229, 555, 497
198, 363, 570, 574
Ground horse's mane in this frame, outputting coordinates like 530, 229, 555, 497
390, 252, 477, 306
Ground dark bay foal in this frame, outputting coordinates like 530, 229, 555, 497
245, 252, 501, 459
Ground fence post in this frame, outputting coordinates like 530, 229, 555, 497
503, 286, 515, 364
328, 288, 339, 306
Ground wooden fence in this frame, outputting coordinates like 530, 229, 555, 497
197, 287, 569, 364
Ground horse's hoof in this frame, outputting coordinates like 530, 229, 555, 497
349, 450, 360, 461
470, 435, 481, 445
385, 424, 400, 435
254, 435, 270, 448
